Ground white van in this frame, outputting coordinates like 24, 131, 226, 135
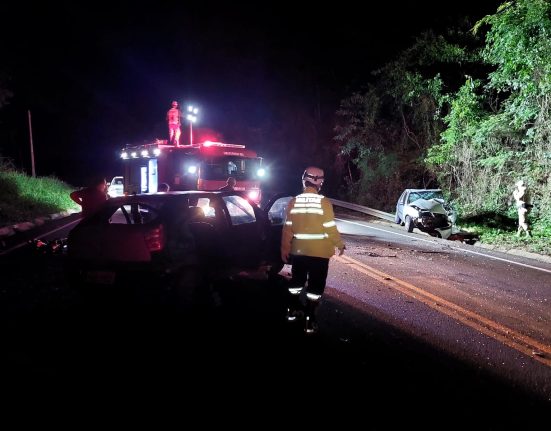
107, 176, 124, 197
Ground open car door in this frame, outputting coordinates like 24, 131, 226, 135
262, 194, 294, 275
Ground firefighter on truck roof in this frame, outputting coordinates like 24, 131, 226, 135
166, 100, 182, 146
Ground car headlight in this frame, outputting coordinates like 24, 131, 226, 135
408, 206, 422, 217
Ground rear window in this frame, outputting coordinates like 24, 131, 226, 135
194, 197, 217, 219
223, 195, 256, 225
268, 196, 292, 225
108, 203, 162, 225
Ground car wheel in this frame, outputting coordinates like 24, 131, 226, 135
405, 216, 414, 233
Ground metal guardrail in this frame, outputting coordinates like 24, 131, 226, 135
329, 198, 396, 222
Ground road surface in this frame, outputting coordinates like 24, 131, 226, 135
1, 211, 550, 424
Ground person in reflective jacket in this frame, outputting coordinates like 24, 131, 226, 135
281, 166, 345, 334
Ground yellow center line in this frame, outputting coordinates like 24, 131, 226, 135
335, 254, 551, 368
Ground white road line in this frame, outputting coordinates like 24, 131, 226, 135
336, 218, 551, 275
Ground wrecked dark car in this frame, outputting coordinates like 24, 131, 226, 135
66, 191, 290, 297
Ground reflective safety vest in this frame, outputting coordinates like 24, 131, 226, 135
281, 187, 344, 259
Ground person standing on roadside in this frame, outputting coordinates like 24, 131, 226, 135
280, 166, 345, 334
70, 176, 109, 218
513, 179, 532, 237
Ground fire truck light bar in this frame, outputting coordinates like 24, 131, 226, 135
122, 140, 248, 159
202, 141, 245, 148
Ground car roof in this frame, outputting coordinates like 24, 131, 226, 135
104, 190, 255, 205
108, 191, 216, 201
405, 189, 442, 192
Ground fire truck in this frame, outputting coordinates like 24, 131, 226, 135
120, 140, 266, 203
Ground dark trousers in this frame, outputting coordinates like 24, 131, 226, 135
290, 255, 329, 296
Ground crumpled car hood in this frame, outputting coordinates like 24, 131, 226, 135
409, 198, 447, 214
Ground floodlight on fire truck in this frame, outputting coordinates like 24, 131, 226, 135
131, 152, 138, 158
187, 165, 198, 174
153, 148, 161, 156
186, 105, 198, 124
187, 105, 199, 146
257, 168, 266, 177
141, 150, 149, 157
121, 152, 128, 159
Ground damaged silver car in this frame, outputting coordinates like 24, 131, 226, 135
395, 189, 456, 238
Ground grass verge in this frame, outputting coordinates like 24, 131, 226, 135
0, 169, 78, 227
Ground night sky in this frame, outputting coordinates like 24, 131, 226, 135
1, 1, 502, 189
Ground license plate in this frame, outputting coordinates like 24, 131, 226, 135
85, 270, 116, 285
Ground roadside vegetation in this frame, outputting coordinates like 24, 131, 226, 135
0, 154, 549, 256
0, 1, 548, 257
458, 216, 551, 257
0, 161, 78, 227
333, 0, 550, 256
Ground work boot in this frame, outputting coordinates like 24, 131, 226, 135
286, 307, 304, 322
304, 315, 319, 334
286, 285, 304, 322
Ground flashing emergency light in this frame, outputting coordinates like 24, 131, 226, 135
187, 165, 198, 174
202, 141, 246, 148
257, 168, 266, 177
121, 152, 128, 159
248, 190, 260, 201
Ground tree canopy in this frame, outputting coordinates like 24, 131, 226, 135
335, 0, 551, 228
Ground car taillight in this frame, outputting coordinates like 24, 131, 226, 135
145, 225, 165, 252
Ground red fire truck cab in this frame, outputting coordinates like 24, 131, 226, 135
120, 140, 265, 203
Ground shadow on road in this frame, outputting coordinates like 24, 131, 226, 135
1, 245, 549, 424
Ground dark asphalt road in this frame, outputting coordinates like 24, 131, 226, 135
1, 242, 549, 426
